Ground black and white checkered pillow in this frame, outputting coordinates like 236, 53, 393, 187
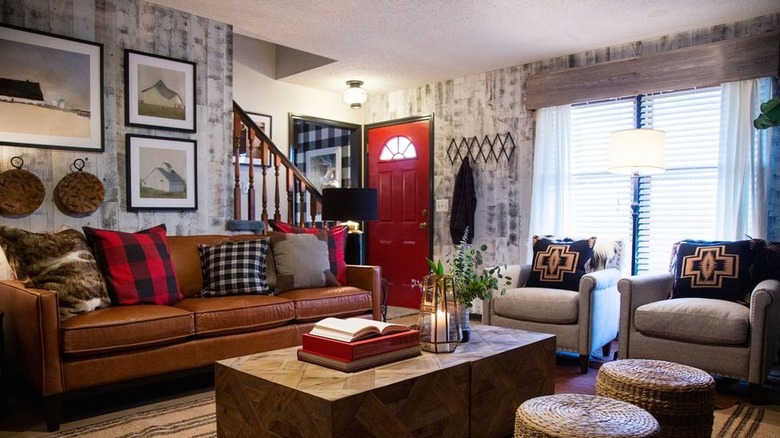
198, 238, 270, 296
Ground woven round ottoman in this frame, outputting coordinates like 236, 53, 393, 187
596, 359, 715, 438
514, 394, 660, 438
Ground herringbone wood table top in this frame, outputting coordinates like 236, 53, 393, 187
215, 325, 555, 437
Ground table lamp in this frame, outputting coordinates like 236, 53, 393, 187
322, 188, 378, 264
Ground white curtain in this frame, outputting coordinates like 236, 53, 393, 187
716, 78, 773, 240
528, 105, 571, 261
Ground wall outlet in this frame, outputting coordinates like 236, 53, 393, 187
436, 198, 449, 212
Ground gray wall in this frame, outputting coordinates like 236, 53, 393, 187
0, 0, 233, 235
366, 13, 780, 267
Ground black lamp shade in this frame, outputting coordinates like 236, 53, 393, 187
322, 188, 378, 221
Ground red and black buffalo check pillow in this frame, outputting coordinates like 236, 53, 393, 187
83, 224, 182, 305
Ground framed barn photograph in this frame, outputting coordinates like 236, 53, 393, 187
126, 134, 197, 210
125, 49, 196, 132
0, 24, 103, 151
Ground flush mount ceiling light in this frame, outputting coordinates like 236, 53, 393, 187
343, 80, 367, 109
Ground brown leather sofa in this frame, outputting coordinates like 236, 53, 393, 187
0, 234, 382, 431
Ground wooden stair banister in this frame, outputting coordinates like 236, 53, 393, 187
232, 101, 322, 231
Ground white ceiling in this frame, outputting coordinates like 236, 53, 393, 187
148, 0, 780, 96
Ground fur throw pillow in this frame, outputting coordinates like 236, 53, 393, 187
0, 226, 110, 320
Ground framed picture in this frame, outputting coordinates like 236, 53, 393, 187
236, 111, 272, 166
125, 49, 196, 132
306, 146, 342, 191
0, 24, 103, 151
126, 134, 197, 210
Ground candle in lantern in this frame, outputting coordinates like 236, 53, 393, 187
435, 309, 448, 341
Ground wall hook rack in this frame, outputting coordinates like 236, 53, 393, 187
447, 133, 515, 165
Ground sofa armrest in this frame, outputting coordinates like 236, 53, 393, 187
748, 279, 780, 384
345, 265, 382, 320
617, 272, 674, 359
0, 280, 63, 396
578, 268, 622, 355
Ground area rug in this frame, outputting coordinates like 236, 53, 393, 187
385, 305, 418, 320
45, 395, 216, 438
712, 404, 780, 437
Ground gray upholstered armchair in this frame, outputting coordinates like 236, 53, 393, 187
618, 239, 780, 391
483, 237, 622, 373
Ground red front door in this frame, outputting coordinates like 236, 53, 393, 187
366, 117, 432, 308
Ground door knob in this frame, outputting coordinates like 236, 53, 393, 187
419, 222, 428, 229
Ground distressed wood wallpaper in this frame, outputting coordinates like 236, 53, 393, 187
0, 0, 233, 235
367, 13, 780, 272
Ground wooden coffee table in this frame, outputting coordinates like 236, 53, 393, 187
215, 325, 555, 438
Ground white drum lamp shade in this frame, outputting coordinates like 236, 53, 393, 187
609, 128, 666, 175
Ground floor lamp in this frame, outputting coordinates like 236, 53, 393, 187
609, 128, 666, 275
321, 188, 378, 265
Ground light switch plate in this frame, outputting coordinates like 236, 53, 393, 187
436, 198, 449, 212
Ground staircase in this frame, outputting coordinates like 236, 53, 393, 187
229, 101, 322, 232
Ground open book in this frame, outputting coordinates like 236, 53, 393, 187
309, 317, 411, 342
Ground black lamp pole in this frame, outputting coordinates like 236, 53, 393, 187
630, 172, 640, 276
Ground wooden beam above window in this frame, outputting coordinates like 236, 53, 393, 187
525, 32, 779, 110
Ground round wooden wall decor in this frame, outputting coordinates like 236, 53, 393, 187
0, 156, 45, 216
55, 159, 105, 215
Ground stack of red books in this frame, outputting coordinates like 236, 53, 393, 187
297, 317, 421, 372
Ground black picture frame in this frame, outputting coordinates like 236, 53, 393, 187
125, 134, 198, 211
125, 49, 196, 132
0, 23, 104, 151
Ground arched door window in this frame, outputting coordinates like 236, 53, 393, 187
379, 135, 417, 161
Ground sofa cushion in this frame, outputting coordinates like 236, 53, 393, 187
491, 287, 580, 324
174, 295, 295, 337
634, 297, 749, 345
83, 225, 182, 306
276, 286, 372, 322
198, 238, 271, 296
269, 232, 338, 292
0, 226, 110, 320
167, 235, 229, 298
60, 305, 194, 357
670, 239, 757, 305
525, 236, 596, 291
269, 221, 348, 285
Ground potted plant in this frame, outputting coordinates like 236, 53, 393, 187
446, 227, 511, 341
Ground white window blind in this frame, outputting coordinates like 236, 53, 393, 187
569, 87, 722, 273
637, 87, 721, 272
569, 98, 634, 270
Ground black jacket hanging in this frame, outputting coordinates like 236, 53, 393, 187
450, 157, 476, 244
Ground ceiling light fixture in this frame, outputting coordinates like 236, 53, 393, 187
343, 80, 367, 109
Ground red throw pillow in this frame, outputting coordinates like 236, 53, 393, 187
269, 221, 348, 285
83, 224, 182, 305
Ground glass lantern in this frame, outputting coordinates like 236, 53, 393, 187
418, 273, 461, 353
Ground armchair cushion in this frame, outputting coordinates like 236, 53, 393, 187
493, 287, 579, 324
635, 297, 749, 345
525, 236, 596, 291
670, 239, 756, 305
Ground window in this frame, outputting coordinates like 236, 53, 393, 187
379, 136, 417, 161
569, 86, 722, 273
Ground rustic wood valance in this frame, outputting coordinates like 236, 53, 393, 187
525, 32, 779, 110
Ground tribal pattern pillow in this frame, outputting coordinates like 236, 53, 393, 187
525, 236, 597, 291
